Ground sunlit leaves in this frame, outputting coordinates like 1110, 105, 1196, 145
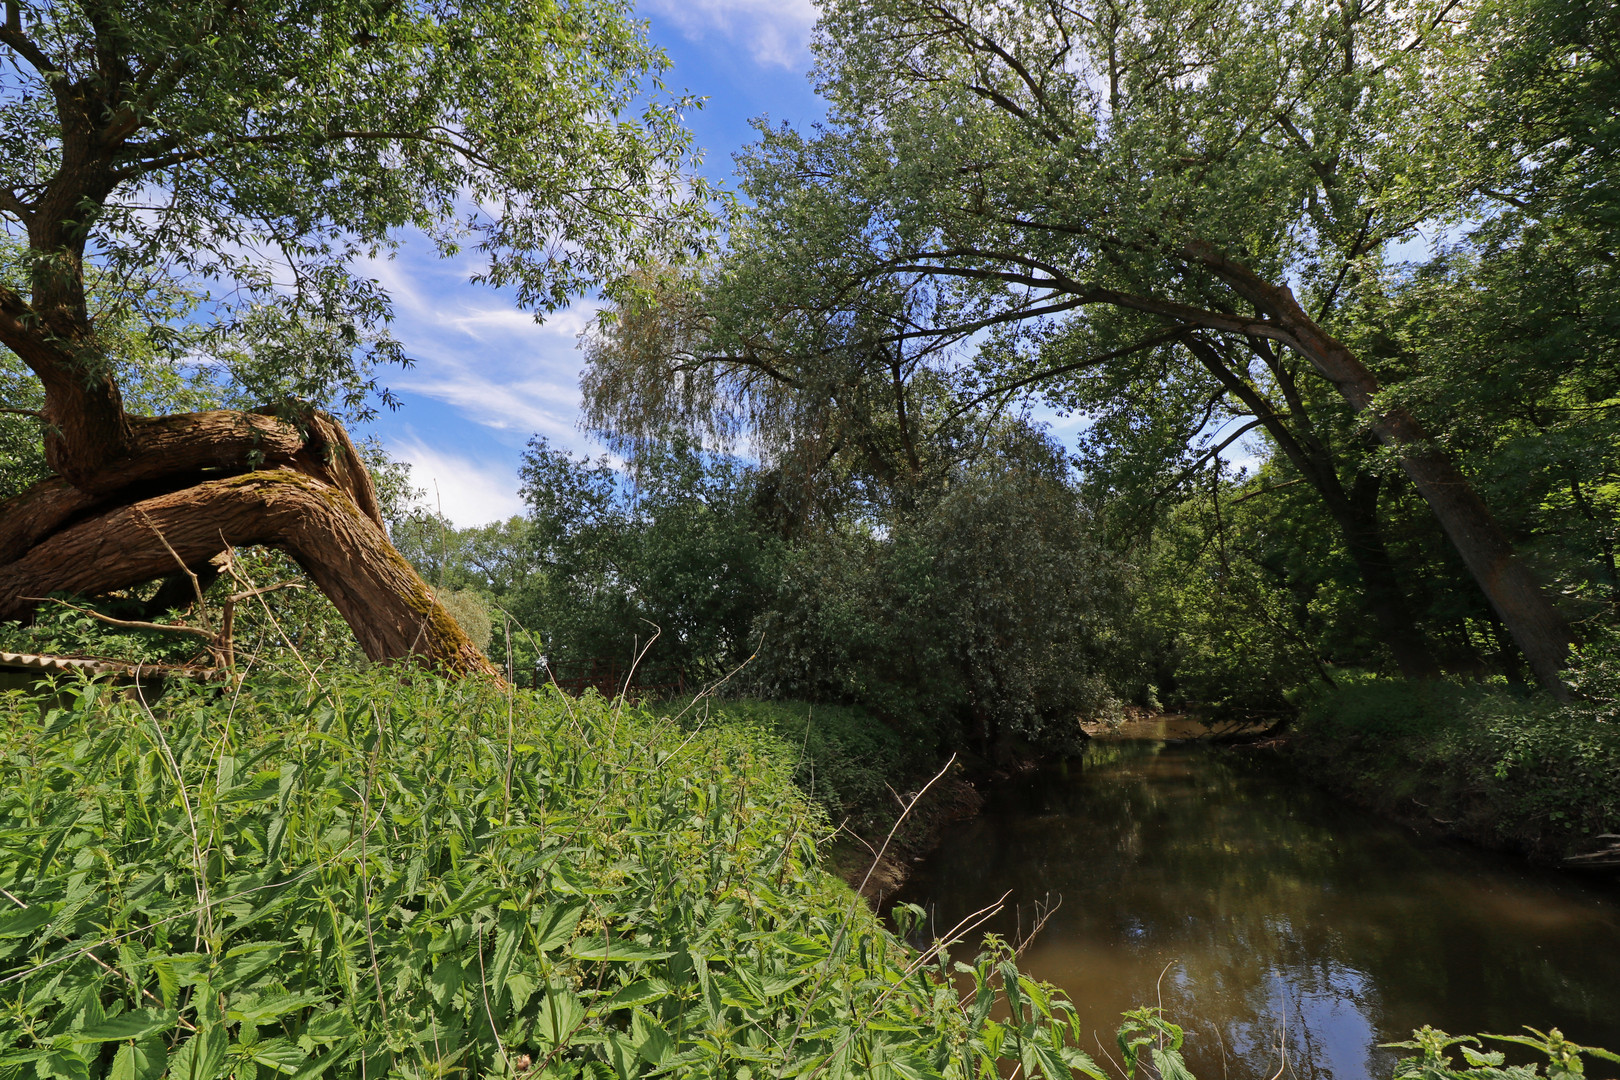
0, 670, 1106, 1079
2, 0, 717, 417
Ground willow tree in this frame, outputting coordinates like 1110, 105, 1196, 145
0, 0, 711, 673
587, 0, 1578, 694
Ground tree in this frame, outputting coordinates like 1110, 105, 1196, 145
607, 0, 1575, 693
511, 435, 782, 684
1042, 308, 1447, 679
581, 262, 986, 528
0, 0, 711, 673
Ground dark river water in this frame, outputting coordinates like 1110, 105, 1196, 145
893, 737, 1620, 1080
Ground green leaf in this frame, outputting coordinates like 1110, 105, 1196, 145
489, 908, 523, 993
0, 904, 53, 938
245, 1039, 308, 1076
72, 1010, 179, 1043
36, 1050, 89, 1080
219, 771, 282, 804
631, 1009, 673, 1065
152, 962, 180, 1009
429, 958, 463, 1007
568, 937, 675, 962
301, 1011, 353, 1042
108, 1044, 139, 1080
760, 973, 810, 998
602, 980, 667, 1010
228, 993, 324, 1025
169, 1025, 228, 1080
534, 903, 584, 952
536, 984, 585, 1049
1061, 1046, 1110, 1080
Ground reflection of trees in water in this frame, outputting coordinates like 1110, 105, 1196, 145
898, 742, 1620, 1080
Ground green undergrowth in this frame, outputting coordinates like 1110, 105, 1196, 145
0, 670, 1611, 1080
677, 699, 930, 833
1295, 677, 1620, 859
0, 672, 1113, 1080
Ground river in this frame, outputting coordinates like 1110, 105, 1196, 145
892, 732, 1620, 1080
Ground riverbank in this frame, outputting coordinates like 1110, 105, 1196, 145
683, 697, 986, 901
1287, 679, 1620, 871
0, 671, 1106, 1080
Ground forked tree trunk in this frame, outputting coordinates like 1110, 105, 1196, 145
1186, 337, 1444, 680
0, 409, 497, 678
1184, 242, 1576, 698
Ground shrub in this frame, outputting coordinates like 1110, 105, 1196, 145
1297, 677, 1620, 857
692, 698, 929, 828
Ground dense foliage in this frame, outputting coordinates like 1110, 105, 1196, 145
394, 424, 1139, 760
0, 671, 1127, 1080
3, 671, 1614, 1080
1296, 674, 1620, 861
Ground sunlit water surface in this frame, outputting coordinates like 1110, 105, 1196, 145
893, 740, 1620, 1080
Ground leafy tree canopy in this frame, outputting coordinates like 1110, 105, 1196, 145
1, 0, 715, 419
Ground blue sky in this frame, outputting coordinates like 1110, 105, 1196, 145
361, 1, 827, 526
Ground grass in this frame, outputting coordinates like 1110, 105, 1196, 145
0, 667, 1610, 1080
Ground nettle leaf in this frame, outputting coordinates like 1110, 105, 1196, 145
536, 983, 586, 1049
429, 958, 463, 1006
219, 771, 283, 805
568, 937, 674, 962
36, 1049, 90, 1080
534, 903, 585, 952
601, 979, 668, 1010
300, 1010, 354, 1043
0, 904, 55, 938
106, 1039, 167, 1080
244, 1038, 309, 1076
630, 1009, 673, 1065
168, 1024, 228, 1080
228, 993, 325, 1025
71, 1010, 179, 1043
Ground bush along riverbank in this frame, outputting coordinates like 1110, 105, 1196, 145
681, 698, 984, 901
1, 670, 1615, 1080
1291, 677, 1620, 869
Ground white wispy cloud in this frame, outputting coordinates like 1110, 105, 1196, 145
644, 0, 819, 68
361, 249, 605, 449
390, 436, 528, 527
395, 369, 581, 440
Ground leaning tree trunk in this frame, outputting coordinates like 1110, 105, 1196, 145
0, 407, 497, 678
1186, 336, 1445, 680
1184, 242, 1576, 698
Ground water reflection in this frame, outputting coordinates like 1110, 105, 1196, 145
894, 741, 1620, 1080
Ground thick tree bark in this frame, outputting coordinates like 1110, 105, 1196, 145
0, 407, 496, 678
0, 468, 496, 676
0, 18, 494, 677
1183, 242, 1576, 698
